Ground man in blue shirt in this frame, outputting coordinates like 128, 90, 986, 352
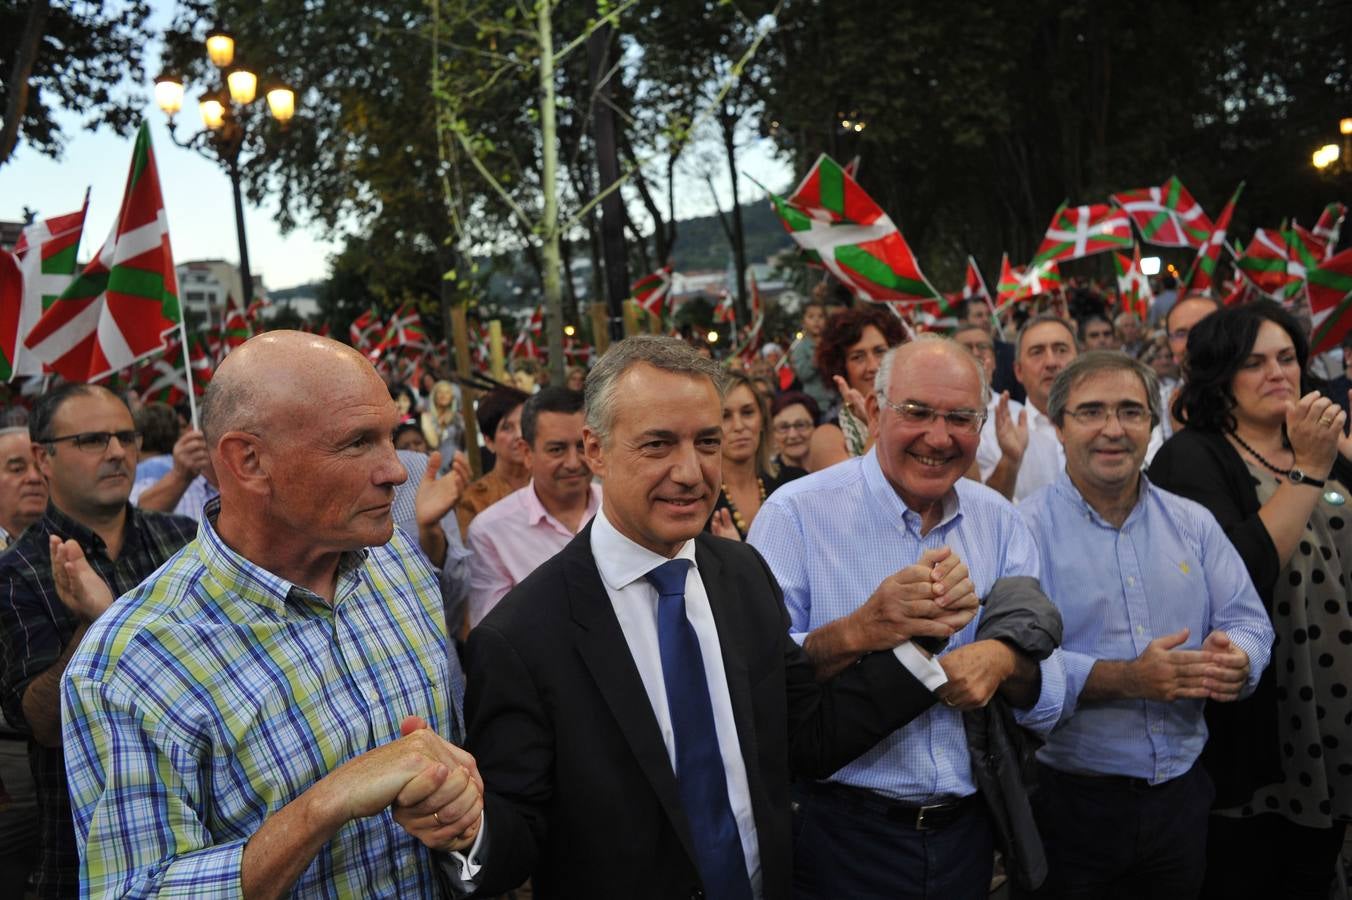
749, 335, 1068, 899
1019, 351, 1273, 897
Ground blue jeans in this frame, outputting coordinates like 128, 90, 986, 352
790, 782, 993, 900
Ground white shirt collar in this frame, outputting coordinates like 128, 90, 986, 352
591, 506, 699, 593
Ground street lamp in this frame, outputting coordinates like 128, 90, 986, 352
1311, 118, 1352, 175
154, 27, 296, 311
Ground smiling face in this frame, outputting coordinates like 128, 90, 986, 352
1230, 320, 1301, 430
526, 410, 592, 508
772, 402, 814, 465
1016, 320, 1078, 414
584, 364, 723, 558
845, 324, 891, 395
36, 390, 137, 521
721, 383, 762, 467
1056, 368, 1151, 499
876, 345, 983, 514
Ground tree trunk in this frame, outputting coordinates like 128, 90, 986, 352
588, 22, 630, 343
537, 0, 565, 383
720, 105, 750, 324
0, 0, 51, 168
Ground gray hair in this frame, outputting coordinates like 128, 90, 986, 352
875, 333, 991, 407
200, 375, 263, 446
1047, 350, 1162, 427
584, 335, 726, 443
1016, 314, 1079, 356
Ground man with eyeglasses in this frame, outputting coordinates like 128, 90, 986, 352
1018, 352, 1271, 896
0, 383, 196, 898
749, 335, 1067, 898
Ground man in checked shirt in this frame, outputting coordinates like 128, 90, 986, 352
57, 333, 483, 898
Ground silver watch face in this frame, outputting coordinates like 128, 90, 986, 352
1290, 468, 1306, 483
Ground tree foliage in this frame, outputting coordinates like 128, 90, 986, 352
761, 0, 1352, 285
0, 0, 155, 168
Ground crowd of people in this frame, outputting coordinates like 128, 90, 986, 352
0, 276, 1347, 899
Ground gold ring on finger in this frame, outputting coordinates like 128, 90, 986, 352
432, 810, 443, 826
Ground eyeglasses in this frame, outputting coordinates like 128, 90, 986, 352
877, 397, 987, 435
42, 430, 143, 454
1063, 404, 1152, 427
773, 420, 814, 434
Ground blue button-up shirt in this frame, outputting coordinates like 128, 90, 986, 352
748, 449, 1066, 804
1019, 472, 1273, 783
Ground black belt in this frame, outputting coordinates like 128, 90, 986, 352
803, 780, 980, 831
1041, 764, 1181, 792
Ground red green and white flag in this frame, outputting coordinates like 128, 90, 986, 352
1113, 246, 1153, 320
1306, 202, 1347, 259
713, 290, 736, 325
470, 321, 491, 370
4, 193, 90, 380
1110, 176, 1214, 248
1236, 227, 1301, 299
1180, 182, 1244, 297
381, 303, 429, 351
349, 308, 383, 354
632, 266, 673, 318
962, 256, 991, 304
759, 153, 941, 303
1031, 203, 1132, 264
220, 306, 251, 357
511, 306, 544, 360
0, 251, 22, 381
995, 254, 1025, 311
23, 125, 179, 382
916, 293, 962, 332
1307, 248, 1352, 355
733, 273, 766, 362
132, 334, 213, 405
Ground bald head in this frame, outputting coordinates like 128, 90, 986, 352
202, 331, 382, 447
876, 335, 989, 408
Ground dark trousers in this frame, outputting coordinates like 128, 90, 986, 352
790, 782, 993, 900
1201, 812, 1347, 900
1028, 762, 1213, 899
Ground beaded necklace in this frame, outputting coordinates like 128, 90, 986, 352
722, 477, 767, 536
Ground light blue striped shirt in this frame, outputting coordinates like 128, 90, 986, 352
1019, 472, 1273, 783
748, 449, 1066, 803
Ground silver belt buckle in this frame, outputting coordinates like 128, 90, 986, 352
915, 803, 941, 830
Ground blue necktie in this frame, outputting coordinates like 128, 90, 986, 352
645, 560, 753, 900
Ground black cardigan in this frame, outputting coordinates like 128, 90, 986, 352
1148, 428, 1352, 806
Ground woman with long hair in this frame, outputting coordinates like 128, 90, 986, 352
1148, 300, 1352, 899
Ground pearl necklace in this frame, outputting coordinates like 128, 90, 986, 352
722, 477, 767, 536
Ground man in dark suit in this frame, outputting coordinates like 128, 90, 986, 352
458, 335, 981, 899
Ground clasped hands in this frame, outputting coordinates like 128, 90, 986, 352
1131, 628, 1250, 703
324, 715, 484, 855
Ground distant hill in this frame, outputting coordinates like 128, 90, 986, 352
668, 201, 793, 271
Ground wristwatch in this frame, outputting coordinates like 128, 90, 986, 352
1288, 468, 1327, 488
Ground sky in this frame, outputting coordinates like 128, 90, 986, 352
0, 3, 793, 293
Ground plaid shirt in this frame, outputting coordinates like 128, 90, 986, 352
0, 503, 195, 899
61, 498, 467, 898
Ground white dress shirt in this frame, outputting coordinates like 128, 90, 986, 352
590, 509, 764, 896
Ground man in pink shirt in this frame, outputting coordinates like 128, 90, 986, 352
466, 388, 600, 627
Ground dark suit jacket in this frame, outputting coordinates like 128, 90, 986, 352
463, 526, 936, 899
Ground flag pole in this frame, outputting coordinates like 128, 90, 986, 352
174, 316, 199, 431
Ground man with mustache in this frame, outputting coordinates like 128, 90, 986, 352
0, 384, 196, 898
1018, 352, 1271, 896
465, 386, 600, 628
